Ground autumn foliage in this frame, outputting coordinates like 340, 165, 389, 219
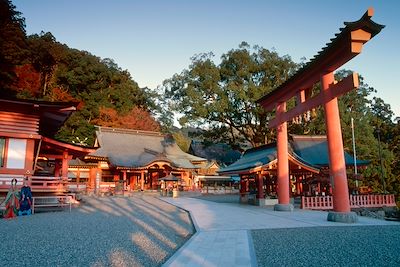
93, 106, 161, 132
12, 64, 41, 94
46, 87, 78, 102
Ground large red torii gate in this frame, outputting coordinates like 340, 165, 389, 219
257, 8, 384, 223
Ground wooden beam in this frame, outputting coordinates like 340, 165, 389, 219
40, 154, 73, 160
0, 131, 41, 139
269, 73, 358, 128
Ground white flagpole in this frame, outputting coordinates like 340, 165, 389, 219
351, 118, 358, 192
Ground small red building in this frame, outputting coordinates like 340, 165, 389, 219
0, 98, 94, 195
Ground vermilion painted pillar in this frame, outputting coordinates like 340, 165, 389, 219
140, 171, 145, 191
239, 177, 247, 203
54, 162, 61, 177
122, 171, 127, 192
90, 168, 98, 192
240, 178, 245, 196
322, 72, 357, 222
274, 102, 293, 211
61, 151, 69, 180
256, 173, 264, 199
77, 169, 80, 185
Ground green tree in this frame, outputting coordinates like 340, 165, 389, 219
51, 49, 155, 145
0, 0, 29, 91
0, 1, 160, 147
162, 43, 297, 148
289, 70, 396, 194
27, 32, 61, 96
172, 131, 191, 152
367, 96, 397, 194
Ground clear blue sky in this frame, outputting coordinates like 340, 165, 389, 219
14, 0, 400, 117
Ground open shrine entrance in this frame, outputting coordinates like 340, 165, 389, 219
103, 162, 192, 194
256, 8, 384, 223
120, 163, 181, 191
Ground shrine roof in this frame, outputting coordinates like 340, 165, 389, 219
69, 158, 98, 168
0, 97, 78, 137
197, 175, 233, 182
257, 8, 384, 111
290, 135, 369, 167
218, 143, 277, 174
90, 126, 207, 169
218, 135, 368, 175
40, 136, 96, 158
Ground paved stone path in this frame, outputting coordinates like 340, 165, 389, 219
161, 197, 398, 267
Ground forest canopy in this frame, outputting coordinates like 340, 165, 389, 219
0, 0, 160, 146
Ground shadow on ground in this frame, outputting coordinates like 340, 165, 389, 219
0, 193, 194, 267
191, 193, 240, 203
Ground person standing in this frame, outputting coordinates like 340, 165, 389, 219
19, 177, 33, 216
4, 178, 20, 219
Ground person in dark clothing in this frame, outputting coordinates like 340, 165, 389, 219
18, 177, 32, 216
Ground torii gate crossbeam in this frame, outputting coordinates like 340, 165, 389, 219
256, 8, 384, 223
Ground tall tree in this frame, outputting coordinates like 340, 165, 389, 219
0, 0, 29, 91
162, 43, 297, 148
27, 32, 60, 96
51, 49, 156, 145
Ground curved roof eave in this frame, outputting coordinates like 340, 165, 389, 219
288, 153, 320, 174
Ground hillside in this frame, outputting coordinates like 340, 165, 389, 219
0, 0, 160, 146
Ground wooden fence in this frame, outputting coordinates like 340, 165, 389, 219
302, 194, 396, 210
0, 175, 67, 193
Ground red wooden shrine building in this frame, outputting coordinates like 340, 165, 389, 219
256, 8, 390, 222
67, 126, 210, 194
0, 98, 95, 196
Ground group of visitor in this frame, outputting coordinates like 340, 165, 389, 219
2, 177, 33, 219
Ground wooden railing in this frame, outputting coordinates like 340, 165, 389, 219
302, 195, 333, 210
32, 195, 72, 214
0, 175, 67, 193
67, 183, 87, 191
302, 194, 397, 210
29, 176, 67, 192
350, 194, 396, 208
0, 175, 24, 191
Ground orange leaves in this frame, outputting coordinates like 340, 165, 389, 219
47, 87, 77, 102
13, 64, 41, 94
93, 106, 160, 131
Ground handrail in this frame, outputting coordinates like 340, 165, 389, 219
302, 194, 396, 210
32, 195, 72, 214
0, 176, 67, 193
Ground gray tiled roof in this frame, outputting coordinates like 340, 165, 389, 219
290, 135, 369, 167
218, 144, 277, 174
90, 127, 207, 169
219, 135, 369, 174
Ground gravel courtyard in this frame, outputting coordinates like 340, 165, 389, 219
0, 194, 194, 267
252, 225, 400, 267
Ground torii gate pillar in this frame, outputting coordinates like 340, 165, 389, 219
322, 72, 357, 222
274, 102, 294, 211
